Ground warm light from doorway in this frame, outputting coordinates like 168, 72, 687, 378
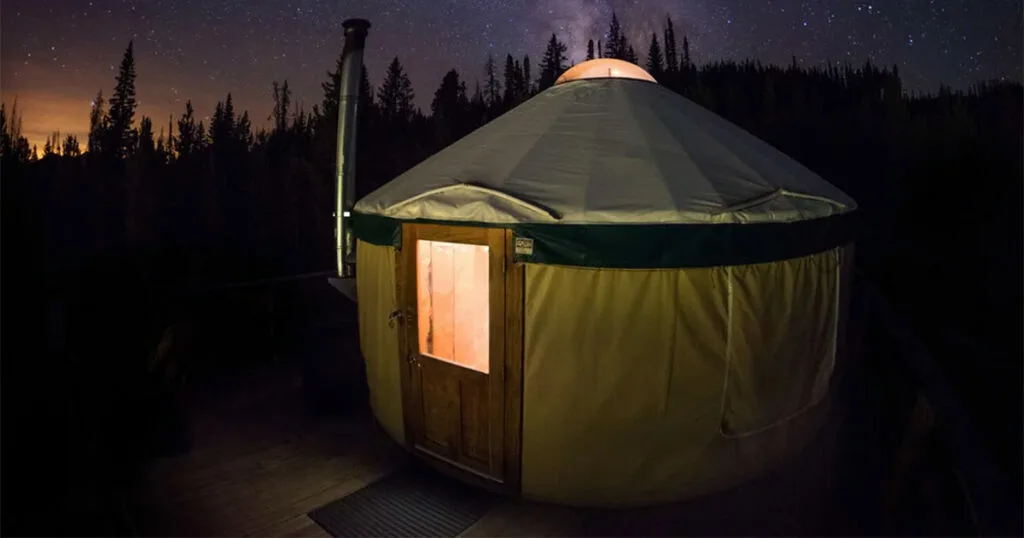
416, 240, 490, 374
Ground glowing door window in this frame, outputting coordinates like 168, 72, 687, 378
416, 240, 490, 374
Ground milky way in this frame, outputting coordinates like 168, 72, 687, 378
1, 0, 1020, 148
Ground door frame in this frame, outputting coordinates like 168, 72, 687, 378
394, 223, 524, 494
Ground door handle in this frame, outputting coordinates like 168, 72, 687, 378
388, 308, 416, 328
388, 309, 403, 328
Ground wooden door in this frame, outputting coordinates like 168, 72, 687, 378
399, 223, 515, 485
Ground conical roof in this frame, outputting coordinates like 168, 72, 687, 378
354, 73, 855, 226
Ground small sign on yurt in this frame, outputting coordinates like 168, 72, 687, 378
513, 237, 534, 256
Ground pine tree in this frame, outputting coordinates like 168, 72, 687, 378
605, 13, 624, 59
236, 111, 253, 149
138, 115, 155, 154
62, 134, 81, 157
0, 102, 9, 158
155, 130, 166, 160
107, 41, 138, 158
1, 100, 23, 158
43, 136, 54, 157
292, 105, 309, 139
522, 55, 532, 94
664, 16, 679, 73
321, 53, 345, 121
646, 33, 665, 79
472, 81, 484, 107
378, 57, 415, 125
322, 45, 377, 151
682, 36, 692, 70
430, 69, 466, 115
197, 121, 208, 151
322, 54, 377, 125
431, 69, 469, 146
538, 33, 569, 91
224, 93, 236, 130
0, 104, 7, 157
1, 100, 30, 162
88, 90, 107, 154
604, 13, 634, 61
359, 66, 375, 112
597, 39, 603, 59
14, 137, 30, 162
177, 100, 199, 158
320, 57, 374, 162
503, 54, 517, 105
355, 66, 376, 148
484, 53, 502, 108
1, 102, 31, 162
166, 114, 175, 157
626, 44, 638, 64
271, 80, 291, 133
212, 101, 225, 141
470, 81, 486, 119
514, 58, 523, 98
586, 39, 595, 61
211, 94, 238, 152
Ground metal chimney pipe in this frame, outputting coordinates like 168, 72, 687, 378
335, 18, 370, 278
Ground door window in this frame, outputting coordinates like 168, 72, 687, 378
416, 240, 490, 373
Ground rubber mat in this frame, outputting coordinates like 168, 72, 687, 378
308, 465, 494, 537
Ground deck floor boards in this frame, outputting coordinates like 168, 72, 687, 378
133, 362, 406, 537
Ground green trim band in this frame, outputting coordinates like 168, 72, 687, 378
353, 211, 859, 268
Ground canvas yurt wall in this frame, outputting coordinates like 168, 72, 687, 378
354, 234, 854, 506
516, 245, 855, 505
355, 240, 405, 444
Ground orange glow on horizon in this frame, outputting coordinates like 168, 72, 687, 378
0, 90, 92, 152
0, 87, 239, 155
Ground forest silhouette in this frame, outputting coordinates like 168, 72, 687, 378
1, 12, 1021, 537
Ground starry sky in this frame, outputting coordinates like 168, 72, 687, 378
1, 0, 1020, 149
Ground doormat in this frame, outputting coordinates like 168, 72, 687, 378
308, 465, 495, 537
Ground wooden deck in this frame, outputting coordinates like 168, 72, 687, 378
131, 365, 404, 537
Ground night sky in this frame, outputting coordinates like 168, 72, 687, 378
2, 0, 1020, 149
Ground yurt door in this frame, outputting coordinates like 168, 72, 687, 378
399, 223, 520, 488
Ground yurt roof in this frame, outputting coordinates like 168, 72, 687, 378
353, 62, 858, 268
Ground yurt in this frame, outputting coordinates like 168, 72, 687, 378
349, 58, 858, 507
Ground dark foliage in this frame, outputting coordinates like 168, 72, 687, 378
537, 34, 569, 91
646, 33, 665, 80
